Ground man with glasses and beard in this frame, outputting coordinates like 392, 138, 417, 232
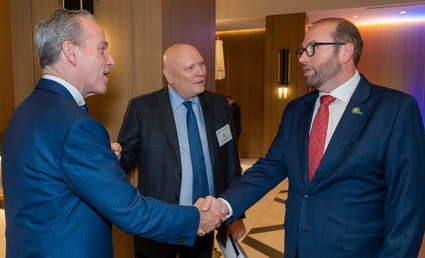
201, 17, 425, 258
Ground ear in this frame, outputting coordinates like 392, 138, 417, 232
62, 41, 77, 65
163, 68, 173, 84
340, 43, 354, 64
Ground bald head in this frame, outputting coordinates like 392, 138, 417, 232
163, 44, 201, 68
162, 44, 206, 100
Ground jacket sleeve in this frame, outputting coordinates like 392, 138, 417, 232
379, 95, 425, 257
61, 117, 199, 246
117, 99, 141, 173
224, 99, 245, 219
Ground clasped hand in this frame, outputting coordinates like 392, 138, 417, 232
194, 196, 228, 236
110, 143, 122, 159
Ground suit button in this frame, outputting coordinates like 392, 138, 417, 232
303, 195, 309, 201
175, 196, 179, 201
177, 173, 182, 177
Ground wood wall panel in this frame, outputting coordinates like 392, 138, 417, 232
263, 13, 306, 154
85, 0, 133, 141
9, 0, 36, 107
0, 0, 14, 139
133, 0, 164, 96
169, 0, 216, 91
216, 29, 266, 158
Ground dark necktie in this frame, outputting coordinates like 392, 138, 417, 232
308, 95, 336, 182
183, 101, 209, 204
80, 103, 88, 112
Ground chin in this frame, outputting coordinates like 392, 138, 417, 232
98, 85, 108, 95
196, 85, 205, 93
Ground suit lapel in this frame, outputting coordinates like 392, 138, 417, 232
309, 75, 371, 186
155, 87, 182, 170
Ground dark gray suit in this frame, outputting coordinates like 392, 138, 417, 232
118, 87, 242, 257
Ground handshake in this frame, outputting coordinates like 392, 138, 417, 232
194, 196, 230, 236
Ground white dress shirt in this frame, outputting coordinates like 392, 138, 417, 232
312, 71, 361, 150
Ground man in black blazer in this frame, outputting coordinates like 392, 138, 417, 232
118, 44, 246, 258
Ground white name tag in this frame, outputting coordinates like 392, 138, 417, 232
216, 124, 233, 147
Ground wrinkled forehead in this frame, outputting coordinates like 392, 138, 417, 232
171, 48, 203, 69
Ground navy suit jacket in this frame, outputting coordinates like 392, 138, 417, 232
117, 87, 242, 256
221, 75, 425, 258
1, 79, 199, 258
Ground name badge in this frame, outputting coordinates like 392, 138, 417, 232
216, 124, 233, 147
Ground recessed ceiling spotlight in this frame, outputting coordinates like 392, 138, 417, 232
353, 15, 359, 18
400, 11, 407, 14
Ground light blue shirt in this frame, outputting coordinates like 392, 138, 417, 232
168, 85, 215, 205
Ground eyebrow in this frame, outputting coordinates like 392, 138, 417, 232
184, 64, 195, 70
99, 40, 109, 48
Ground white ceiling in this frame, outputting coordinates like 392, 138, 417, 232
216, 2, 425, 31
308, 2, 425, 25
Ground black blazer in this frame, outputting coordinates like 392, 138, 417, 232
118, 87, 243, 255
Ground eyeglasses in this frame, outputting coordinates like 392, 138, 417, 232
296, 42, 346, 58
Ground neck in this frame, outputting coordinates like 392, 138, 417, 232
42, 66, 84, 96
318, 68, 356, 93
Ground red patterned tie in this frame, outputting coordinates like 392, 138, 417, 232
308, 95, 336, 182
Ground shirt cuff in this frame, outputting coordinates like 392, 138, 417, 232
218, 198, 233, 219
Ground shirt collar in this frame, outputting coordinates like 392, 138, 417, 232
320, 70, 361, 102
168, 85, 201, 110
42, 75, 85, 106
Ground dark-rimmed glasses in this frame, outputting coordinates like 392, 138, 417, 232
296, 42, 346, 58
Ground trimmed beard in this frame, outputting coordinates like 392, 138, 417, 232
305, 52, 341, 90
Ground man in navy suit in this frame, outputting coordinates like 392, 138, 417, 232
202, 17, 425, 257
117, 44, 246, 258
1, 9, 225, 257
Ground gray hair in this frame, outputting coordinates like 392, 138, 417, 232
35, 8, 94, 68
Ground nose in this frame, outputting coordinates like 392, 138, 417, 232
195, 64, 206, 76
106, 51, 115, 68
297, 51, 307, 64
